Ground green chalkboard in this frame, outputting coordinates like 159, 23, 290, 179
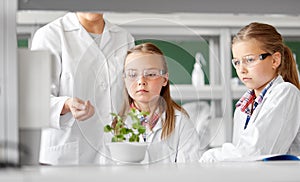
17, 39, 28, 48
135, 39, 210, 85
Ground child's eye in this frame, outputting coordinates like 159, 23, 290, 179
125, 70, 138, 78
245, 56, 255, 63
233, 59, 240, 66
128, 73, 137, 78
145, 72, 158, 77
144, 70, 160, 79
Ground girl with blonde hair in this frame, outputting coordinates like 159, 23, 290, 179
200, 22, 300, 162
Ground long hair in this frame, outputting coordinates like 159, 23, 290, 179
118, 42, 188, 139
232, 22, 300, 89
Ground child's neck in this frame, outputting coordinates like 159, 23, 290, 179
133, 101, 158, 115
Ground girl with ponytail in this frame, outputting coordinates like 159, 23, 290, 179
200, 22, 300, 162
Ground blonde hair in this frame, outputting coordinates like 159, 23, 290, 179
118, 42, 188, 139
232, 22, 300, 89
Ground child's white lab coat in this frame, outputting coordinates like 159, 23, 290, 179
200, 76, 300, 162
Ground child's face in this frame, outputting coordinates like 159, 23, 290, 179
124, 52, 168, 104
232, 39, 279, 95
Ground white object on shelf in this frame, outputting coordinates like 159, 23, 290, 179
18, 49, 51, 129
18, 49, 51, 165
192, 52, 206, 88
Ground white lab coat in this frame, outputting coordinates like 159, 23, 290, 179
200, 76, 300, 162
103, 109, 202, 164
31, 12, 134, 165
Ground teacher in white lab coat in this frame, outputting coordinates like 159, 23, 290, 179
31, 12, 134, 165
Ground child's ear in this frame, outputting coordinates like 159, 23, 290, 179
162, 73, 169, 87
272, 52, 281, 69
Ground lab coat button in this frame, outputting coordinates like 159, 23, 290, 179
100, 82, 107, 89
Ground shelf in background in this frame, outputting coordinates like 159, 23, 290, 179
170, 85, 222, 101
170, 84, 247, 101
232, 85, 248, 100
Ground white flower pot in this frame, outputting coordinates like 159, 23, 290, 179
106, 142, 148, 163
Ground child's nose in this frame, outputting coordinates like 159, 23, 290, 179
137, 76, 147, 86
238, 64, 248, 73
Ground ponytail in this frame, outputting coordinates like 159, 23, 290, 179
279, 45, 300, 89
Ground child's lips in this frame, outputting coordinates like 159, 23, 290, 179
136, 89, 148, 93
242, 77, 252, 82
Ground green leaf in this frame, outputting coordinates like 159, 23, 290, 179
131, 108, 136, 113
104, 125, 112, 132
132, 122, 139, 129
116, 134, 123, 138
105, 109, 149, 143
129, 134, 138, 142
129, 137, 135, 142
127, 128, 133, 133
116, 115, 122, 123
140, 111, 150, 116
127, 111, 134, 118
111, 112, 123, 124
120, 128, 130, 135
110, 112, 118, 117
138, 126, 146, 134
132, 115, 140, 123
112, 136, 118, 142
115, 120, 124, 129
128, 110, 140, 123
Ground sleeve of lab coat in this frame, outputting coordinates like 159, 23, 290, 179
31, 25, 72, 129
200, 83, 300, 162
176, 114, 202, 162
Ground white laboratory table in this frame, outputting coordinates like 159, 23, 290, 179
1, 161, 300, 182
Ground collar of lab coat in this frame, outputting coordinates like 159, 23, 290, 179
151, 112, 164, 133
245, 75, 284, 123
62, 12, 120, 32
256, 75, 283, 101
150, 109, 181, 133
150, 110, 182, 152
62, 12, 120, 50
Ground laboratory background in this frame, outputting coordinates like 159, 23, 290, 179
1, 0, 300, 181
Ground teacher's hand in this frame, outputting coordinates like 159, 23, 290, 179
62, 97, 95, 121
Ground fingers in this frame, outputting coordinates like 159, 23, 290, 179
69, 98, 95, 121
199, 149, 217, 163
71, 98, 86, 110
75, 101, 95, 121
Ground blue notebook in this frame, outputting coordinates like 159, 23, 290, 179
223, 154, 300, 162
262, 154, 300, 161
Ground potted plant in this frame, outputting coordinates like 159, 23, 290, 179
104, 108, 148, 142
104, 108, 149, 163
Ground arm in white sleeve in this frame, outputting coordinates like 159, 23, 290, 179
200, 83, 300, 162
176, 114, 202, 162
31, 25, 74, 129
